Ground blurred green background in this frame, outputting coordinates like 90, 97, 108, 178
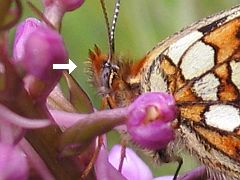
18, 0, 239, 178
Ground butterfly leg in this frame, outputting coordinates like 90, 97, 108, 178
157, 148, 183, 180
81, 136, 103, 179
173, 156, 183, 180
118, 139, 126, 172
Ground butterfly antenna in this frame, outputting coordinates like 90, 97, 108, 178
100, 0, 120, 63
110, 0, 120, 57
100, 0, 112, 62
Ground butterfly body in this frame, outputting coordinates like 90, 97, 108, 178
89, 4, 240, 180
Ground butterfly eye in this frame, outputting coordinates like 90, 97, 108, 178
101, 61, 119, 89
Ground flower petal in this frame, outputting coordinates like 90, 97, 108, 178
108, 145, 153, 180
95, 139, 126, 180
13, 18, 41, 61
0, 143, 29, 180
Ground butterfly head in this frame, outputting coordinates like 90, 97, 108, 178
88, 0, 133, 106
89, 44, 139, 107
88, 45, 120, 94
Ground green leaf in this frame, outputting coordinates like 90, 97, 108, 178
63, 71, 93, 113
47, 85, 76, 112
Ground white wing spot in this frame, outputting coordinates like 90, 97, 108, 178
193, 73, 220, 101
230, 60, 240, 90
205, 105, 240, 132
181, 41, 215, 80
167, 31, 203, 65
149, 59, 168, 92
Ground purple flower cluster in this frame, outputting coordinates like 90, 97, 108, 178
0, 0, 205, 179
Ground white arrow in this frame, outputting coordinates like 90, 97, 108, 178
53, 59, 77, 74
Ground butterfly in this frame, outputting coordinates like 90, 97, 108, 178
89, 1, 240, 179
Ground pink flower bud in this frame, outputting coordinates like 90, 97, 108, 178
0, 143, 29, 180
42, 0, 85, 12
13, 18, 41, 62
13, 18, 68, 100
22, 26, 67, 100
127, 92, 177, 150
22, 25, 68, 81
41, 0, 84, 28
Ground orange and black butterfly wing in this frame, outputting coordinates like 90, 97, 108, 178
136, 5, 240, 179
